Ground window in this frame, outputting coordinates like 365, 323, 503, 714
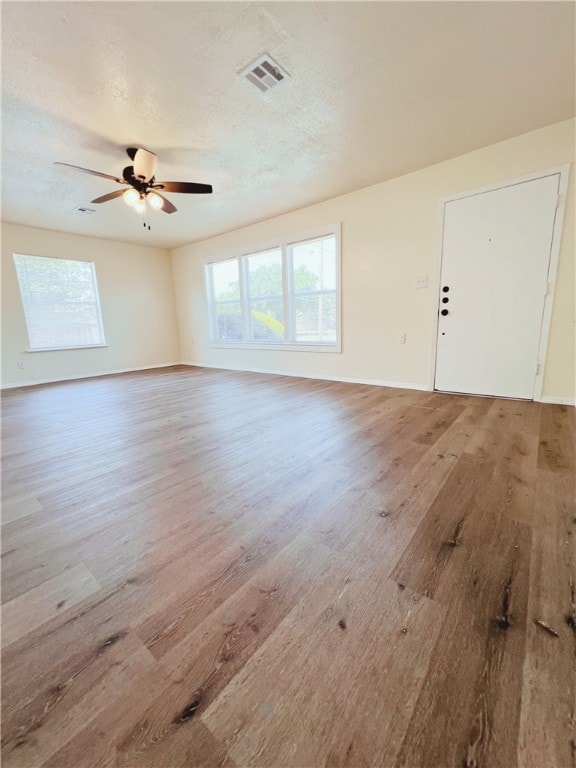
205, 225, 340, 351
14, 253, 106, 351
246, 248, 284, 343
210, 258, 242, 341
289, 236, 337, 344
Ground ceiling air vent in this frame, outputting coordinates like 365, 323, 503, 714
74, 206, 96, 214
240, 54, 289, 94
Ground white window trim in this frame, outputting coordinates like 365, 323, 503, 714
13, 252, 107, 352
205, 223, 342, 353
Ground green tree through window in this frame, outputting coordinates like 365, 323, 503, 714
14, 254, 105, 349
207, 230, 339, 347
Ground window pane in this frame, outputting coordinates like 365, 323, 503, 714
212, 259, 240, 302
215, 302, 242, 340
291, 235, 336, 293
13, 254, 105, 349
205, 228, 339, 349
246, 248, 283, 298
294, 293, 337, 343
249, 299, 285, 342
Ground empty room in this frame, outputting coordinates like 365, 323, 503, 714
1, 2, 575, 767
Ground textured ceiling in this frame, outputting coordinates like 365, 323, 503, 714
1, 1, 574, 249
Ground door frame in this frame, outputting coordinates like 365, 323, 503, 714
427, 164, 571, 401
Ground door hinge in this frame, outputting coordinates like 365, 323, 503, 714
536, 363, 543, 376
546, 282, 554, 296
556, 193, 564, 210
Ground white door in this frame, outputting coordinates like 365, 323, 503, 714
434, 173, 560, 399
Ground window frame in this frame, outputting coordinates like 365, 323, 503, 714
205, 223, 341, 353
13, 252, 107, 353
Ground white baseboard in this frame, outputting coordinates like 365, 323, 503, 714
9, 360, 567, 403
539, 395, 576, 406
181, 360, 430, 392
1, 362, 182, 390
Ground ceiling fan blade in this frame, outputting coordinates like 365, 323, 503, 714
54, 162, 125, 184
153, 181, 213, 194
152, 192, 177, 214
91, 189, 126, 204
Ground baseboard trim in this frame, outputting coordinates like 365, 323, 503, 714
5, 360, 571, 403
181, 361, 430, 392
1, 362, 182, 390
539, 395, 576, 406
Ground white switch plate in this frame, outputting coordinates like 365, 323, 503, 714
415, 274, 428, 289
17, 362, 25, 369
398, 333, 406, 344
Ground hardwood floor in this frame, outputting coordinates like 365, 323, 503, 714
1, 365, 574, 768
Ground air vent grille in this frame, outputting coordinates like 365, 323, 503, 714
240, 54, 289, 94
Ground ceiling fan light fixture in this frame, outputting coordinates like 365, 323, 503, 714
123, 188, 140, 206
54, 147, 213, 219
147, 191, 164, 211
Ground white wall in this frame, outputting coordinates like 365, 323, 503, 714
171, 119, 575, 401
1, 223, 180, 387
2, 120, 574, 399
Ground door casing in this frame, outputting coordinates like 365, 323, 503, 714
427, 164, 571, 401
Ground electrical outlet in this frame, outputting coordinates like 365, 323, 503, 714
399, 333, 406, 345
415, 274, 428, 289
17, 362, 25, 370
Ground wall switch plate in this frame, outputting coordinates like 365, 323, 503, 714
17, 362, 25, 369
415, 274, 428, 289
399, 333, 406, 344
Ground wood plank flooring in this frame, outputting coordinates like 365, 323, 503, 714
1, 365, 574, 768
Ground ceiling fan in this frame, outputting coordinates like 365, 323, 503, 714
54, 147, 212, 215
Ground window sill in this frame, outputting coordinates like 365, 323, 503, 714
208, 342, 342, 353
26, 344, 109, 353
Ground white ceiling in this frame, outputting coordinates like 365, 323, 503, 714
2, 1, 574, 249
